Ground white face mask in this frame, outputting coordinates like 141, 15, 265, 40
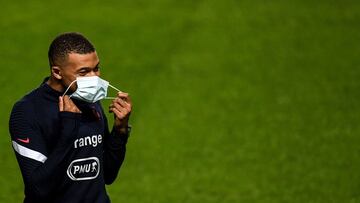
62, 76, 121, 103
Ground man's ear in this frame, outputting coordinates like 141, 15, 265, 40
51, 66, 62, 80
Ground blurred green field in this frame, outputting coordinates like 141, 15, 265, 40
1, 0, 360, 202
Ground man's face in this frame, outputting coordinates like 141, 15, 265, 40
60, 51, 100, 92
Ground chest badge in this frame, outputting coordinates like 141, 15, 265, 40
67, 157, 100, 181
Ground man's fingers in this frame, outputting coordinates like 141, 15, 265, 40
109, 101, 130, 118
114, 99, 131, 113
111, 97, 131, 110
114, 98, 130, 109
64, 95, 76, 107
62, 96, 71, 111
61, 95, 81, 113
112, 107, 125, 119
117, 92, 132, 104
117, 92, 128, 97
113, 102, 128, 114
63, 95, 71, 105
109, 93, 132, 116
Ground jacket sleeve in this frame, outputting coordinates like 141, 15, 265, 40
101, 107, 129, 185
9, 101, 81, 200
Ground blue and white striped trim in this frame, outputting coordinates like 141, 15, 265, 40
12, 141, 47, 163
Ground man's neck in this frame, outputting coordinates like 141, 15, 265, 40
46, 77, 64, 93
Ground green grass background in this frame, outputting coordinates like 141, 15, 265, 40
0, 0, 360, 202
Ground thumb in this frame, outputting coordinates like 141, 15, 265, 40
59, 96, 64, 112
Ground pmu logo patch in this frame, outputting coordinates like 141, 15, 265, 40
67, 157, 100, 181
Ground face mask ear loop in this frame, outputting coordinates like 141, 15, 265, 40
104, 97, 117, 100
62, 79, 77, 97
108, 84, 122, 93
104, 84, 122, 100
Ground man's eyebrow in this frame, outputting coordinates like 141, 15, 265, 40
78, 62, 100, 71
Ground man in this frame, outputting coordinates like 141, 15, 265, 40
9, 32, 132, 203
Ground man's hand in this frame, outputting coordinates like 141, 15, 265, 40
59, 96, 81, 113
109, 92, 132, 134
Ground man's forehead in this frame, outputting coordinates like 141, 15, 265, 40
66, 52, 99, 68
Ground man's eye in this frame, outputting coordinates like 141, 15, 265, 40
78, 71, 87, 76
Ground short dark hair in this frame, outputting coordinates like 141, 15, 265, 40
48, 32, 95, 67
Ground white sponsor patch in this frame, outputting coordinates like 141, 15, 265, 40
74, 134, 102, 149
67, 157, 100, 181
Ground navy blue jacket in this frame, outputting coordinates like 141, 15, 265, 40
9, 78, 129, 203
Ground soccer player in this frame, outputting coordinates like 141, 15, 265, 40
9, 32, 132, 203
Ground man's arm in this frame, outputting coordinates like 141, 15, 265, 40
102, 113, 129, 184
103, 92, 132, 184
9, 96, 81, 200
